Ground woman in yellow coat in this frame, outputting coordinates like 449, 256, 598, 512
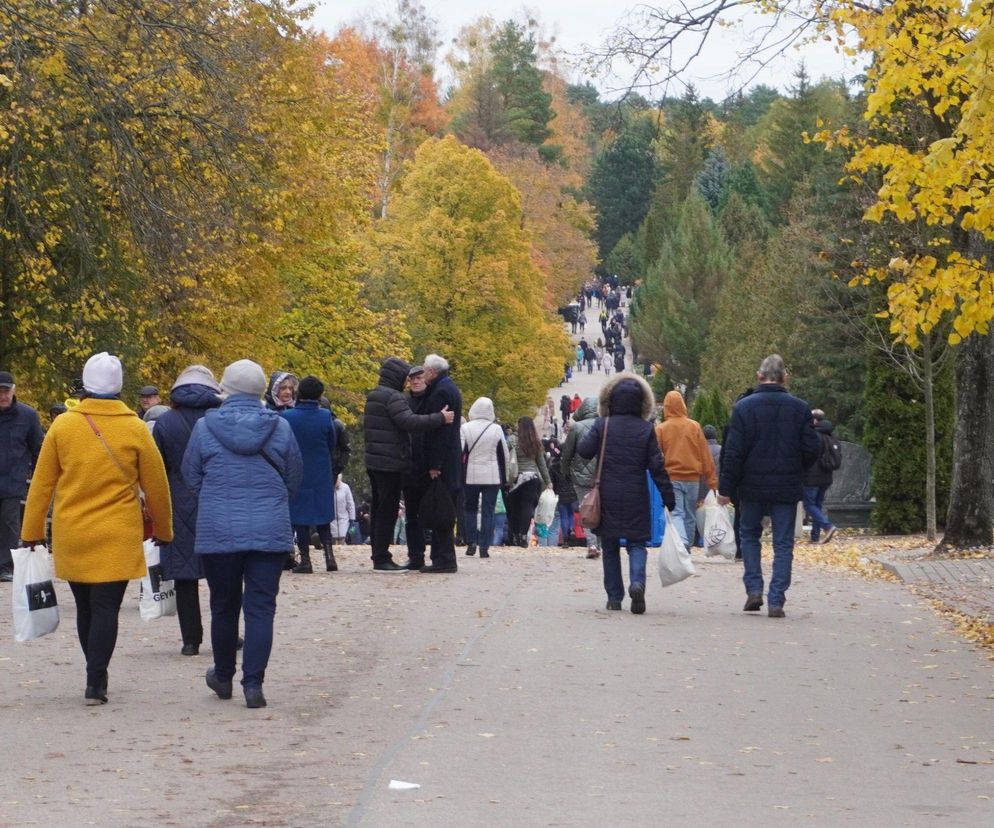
21, 353, 173, 705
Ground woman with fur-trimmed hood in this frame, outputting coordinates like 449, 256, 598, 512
578, 372, 675, 615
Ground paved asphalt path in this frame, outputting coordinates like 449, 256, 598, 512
1, 549, 991, 827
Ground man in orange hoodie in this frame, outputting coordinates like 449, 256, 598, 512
655, 390, 718, 547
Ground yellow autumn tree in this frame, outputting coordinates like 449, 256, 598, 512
370, 136, 570, 418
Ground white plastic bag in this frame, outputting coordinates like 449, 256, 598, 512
11, 545, 60, 642
535, 489, 558, 527
139, 539, 176, 621
658, 509, 695, 587
699, 492, 737, 560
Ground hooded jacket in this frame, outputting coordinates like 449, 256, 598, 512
654, 391, 718, 490
182, 394, 303, 554
461, 397, 510, 486
363, 358, 447, 473
803, 418, 837, 488
153, 383, 221, 580
577, 373, 675, 540
719, 383, 821, 503
265, 371, 298, 412
561, 396, 599, 492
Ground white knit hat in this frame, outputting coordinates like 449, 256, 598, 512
82, 352, 123, 396
220, 359, 266, 398
172, 364, 221, 392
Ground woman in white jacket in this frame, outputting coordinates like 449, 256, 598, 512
331, 476, 356, 543
460, 397, 511, 558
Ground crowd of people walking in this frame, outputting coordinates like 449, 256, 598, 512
1, 266, 840, 708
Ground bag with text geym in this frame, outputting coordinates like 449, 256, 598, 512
139, 539, 176, 621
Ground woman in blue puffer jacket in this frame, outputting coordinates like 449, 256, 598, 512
182, 359, 302, 709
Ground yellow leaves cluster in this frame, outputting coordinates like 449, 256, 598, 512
820, 0, 994, 345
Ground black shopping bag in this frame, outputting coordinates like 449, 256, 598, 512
418, 478, 456, 530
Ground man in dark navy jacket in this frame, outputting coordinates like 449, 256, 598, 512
0, 371, 44, 582
718, 355, 820, 618
418, 354, 463, 573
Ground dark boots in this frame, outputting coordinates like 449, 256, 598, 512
323, 541, 338, 572
292, 550, 313, 574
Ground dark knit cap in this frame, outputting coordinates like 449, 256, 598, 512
298, 375, 324, 401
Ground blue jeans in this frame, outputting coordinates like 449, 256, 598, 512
464, 484, 500, 551
201, 552, 284, 689
492, 513, 507, 546
738, 500, 796, 608
600, 537, 648, 603
803, 486, 832, 540
671, 480, 700, 547
538, 510, 560, 546
557, 501, 577, 543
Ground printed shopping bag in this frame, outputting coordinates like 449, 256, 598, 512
11, 545, 59, 642
139, 539, 176, 621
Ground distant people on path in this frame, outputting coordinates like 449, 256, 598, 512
548, 439, 578, 547
265, 371, 298, 412
282, 376, 338, 574
152, 364, 222, 656
182, 359, 303, 709
561, 395, 601, 559
137, 384, 161, 417
362, 358, 454, 572
718, 355, 820, 619
461, 396, 511, 559
560, 394, 572, 428
654, 391, 718, 548
332, 476, 356, 543
803, 409, 841, 544
575, 345, 584, 371
22, 353, 173, 705
578, 372, 675, 614
703, 424, 721, 478
505, 416, 552, 547
570, 393, 582, 413
0, 369, 44, 583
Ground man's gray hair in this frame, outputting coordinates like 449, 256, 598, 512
423, 354, 449, 373
757, 354, 787, 383
811, 408, 825, 421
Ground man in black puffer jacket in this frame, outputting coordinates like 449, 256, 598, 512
363, 358, 454, 572
718, 355, 820, 618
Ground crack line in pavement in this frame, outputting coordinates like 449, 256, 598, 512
345, 574, 526, 827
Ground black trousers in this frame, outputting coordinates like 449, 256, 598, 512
403, 476, 430, 566
293, 524, 331, 555
174, 579, 204, 647
368, 469, 404, 565
506, 478, 542, 538
68, 580, 128, 689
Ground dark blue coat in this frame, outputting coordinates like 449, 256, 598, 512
182, 394, 303, 555
0, 398, 44, 499
152, 384, 221, 580
718, 384, 821, 503
578, 375, 675, 541
282, 400, 336, 525
421, 374, 463, 492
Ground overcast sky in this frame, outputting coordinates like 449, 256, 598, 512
308, 0, 858, 101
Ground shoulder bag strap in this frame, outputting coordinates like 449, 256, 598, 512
593, 417, 610, 485
80, 412, 143, 502
465, 421, 495, 457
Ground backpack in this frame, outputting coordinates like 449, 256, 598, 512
818, 433, 842, 472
